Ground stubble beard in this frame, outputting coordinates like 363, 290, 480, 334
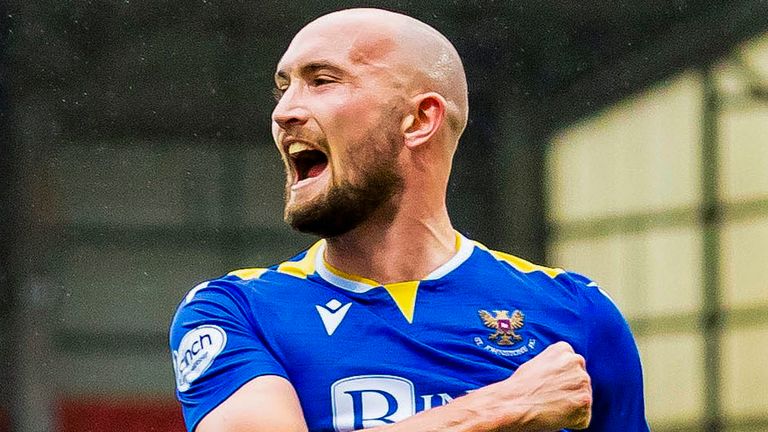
283, 137, 404, 239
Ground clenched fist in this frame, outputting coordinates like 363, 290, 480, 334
481, 341, 593, 431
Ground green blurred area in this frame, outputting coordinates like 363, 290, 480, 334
1, 1, 767, 431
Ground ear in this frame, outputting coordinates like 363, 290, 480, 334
401, 93, 446, 149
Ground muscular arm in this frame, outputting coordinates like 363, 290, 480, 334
196, 376, 309, 432
196, 342, 592, 432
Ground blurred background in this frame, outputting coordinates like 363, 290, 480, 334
1, 1, 767, 431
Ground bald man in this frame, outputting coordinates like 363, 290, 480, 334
170, 8, 649, 432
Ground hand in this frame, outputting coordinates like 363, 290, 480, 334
486, 341, 593, 431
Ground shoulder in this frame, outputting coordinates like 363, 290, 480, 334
168, 270, 271, 341
171, 240, 325, 323
471, 240, 599, 298
473, 241, 565, 279
173, 268, 278, 313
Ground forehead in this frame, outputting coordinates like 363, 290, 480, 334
276, 21, 399, 74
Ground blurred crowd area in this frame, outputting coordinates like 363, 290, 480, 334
0, 1, 767, 431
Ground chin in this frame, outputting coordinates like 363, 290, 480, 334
283, 183, 381, 238
283, 142, 405, 238
284, 203, 358, 238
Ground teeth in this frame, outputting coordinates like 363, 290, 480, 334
288, 142, 313, 155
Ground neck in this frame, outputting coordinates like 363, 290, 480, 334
324, 197, 456, 285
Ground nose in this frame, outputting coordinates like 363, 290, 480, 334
272, 86, 310, 130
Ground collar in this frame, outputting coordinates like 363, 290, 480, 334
314, 232, 475, 293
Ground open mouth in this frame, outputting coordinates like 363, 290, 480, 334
288, 142, 329, 183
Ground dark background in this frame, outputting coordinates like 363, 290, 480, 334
1, 1, 767, 431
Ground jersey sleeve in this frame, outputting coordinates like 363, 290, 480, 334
571, 273, 650, 432
169, 278, 288, 432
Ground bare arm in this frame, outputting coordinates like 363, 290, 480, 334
196, 375, 309, 432
196, 342, 591, 432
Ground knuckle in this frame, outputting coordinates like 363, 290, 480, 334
575, 373, 590, 390
570, 387, 592, 409
575, 392, 591, 408
569, 352, 586, 368
583, 376, 592, 390
552, 341, 574, 352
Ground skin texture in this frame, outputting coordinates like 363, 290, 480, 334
197, 8, 592, 432
272, 8, 467, 283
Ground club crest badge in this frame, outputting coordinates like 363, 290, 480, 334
475, 308, 537, 357
478, 309, 525, 345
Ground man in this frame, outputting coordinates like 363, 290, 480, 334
170, 8, 649, 432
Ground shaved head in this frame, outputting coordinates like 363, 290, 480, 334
288, 8, 469, 140
272, 8, 468, 237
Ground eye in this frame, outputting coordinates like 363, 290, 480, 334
312, 76, 337, 86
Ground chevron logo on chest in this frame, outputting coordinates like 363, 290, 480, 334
316, 299, 352, 336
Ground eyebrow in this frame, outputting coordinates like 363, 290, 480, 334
275, 60, 347, 83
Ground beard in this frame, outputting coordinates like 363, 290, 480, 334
284, 137, 404, 238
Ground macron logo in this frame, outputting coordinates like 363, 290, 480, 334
316, 299, 352, 336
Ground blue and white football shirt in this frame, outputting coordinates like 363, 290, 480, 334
170, 234, 649, 431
